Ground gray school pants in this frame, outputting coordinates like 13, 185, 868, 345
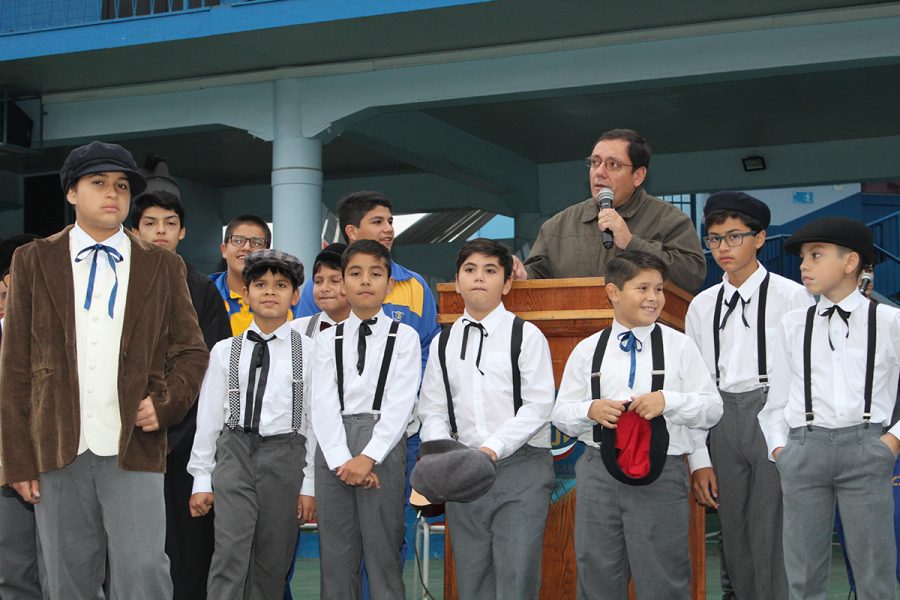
777, 424, 897, 600
710, 388, 788, 600
575, 447, 691, 600
207, 428, 306, 600
315, 414, 407, 600
34, 451, 171, 600
445, 444, 554, 600
0, 487, 47, 599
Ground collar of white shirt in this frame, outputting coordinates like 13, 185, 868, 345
722, 261, 767, 302
461, 302, 508, 336
70, 223, 127, 262
817, 288, 866, 315
611, 319, 655, 345
247, 319, 292, 340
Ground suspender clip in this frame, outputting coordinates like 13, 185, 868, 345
650, 370, 665, 376
450, 431, 459, 441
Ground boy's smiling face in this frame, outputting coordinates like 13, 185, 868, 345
346, 206, 394, 250
313, 265, 349, 318
455, 252, 511, 320
243, 269, 298, 325
607, 268, 666, 329
67, 172, 131, 241
221, 222, 268, 281
341, 252, 393, 319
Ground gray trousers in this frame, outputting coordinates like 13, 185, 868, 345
315, 415, 407, 600
0, 488, 47, 599
34, 451, 171, 600
446, 444, 554, 600
778, 425, 897, 600
710, 389, 787, 600
575, 447, 691, 600
207, 428, 306, 600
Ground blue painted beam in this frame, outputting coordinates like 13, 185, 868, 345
0, 0, 490, 60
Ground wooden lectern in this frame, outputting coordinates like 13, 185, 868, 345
435, 277, 705, 600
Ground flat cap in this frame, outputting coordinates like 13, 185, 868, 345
136, 155, 180, 201
784, 216, 874, 267
60, 141, 147, 196
242, 249, 305, 288
315, 242, 347, 265
410, 439, 497, 504
704, 191, 771, 230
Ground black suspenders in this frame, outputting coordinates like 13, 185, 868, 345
437, 316, 525, 439
591, 325, 665, 443
334, 320, 400, 412
802, 301, 878, 429
712, 272, 770, 387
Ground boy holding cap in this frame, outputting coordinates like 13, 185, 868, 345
685, 191, 811, 600
552, 250, 722, 599
0, 141, 209, 599
417, 238, 556, 600
759, 216, 900, 599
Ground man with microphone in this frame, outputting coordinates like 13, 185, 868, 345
516, 129, 706, 292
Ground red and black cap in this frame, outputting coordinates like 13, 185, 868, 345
599, 410, 669, 486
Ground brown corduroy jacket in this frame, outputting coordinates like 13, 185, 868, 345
0, 226, 209, 484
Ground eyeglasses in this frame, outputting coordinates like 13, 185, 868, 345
703, 231, 758, 250
584, 156, 633, 172
226, 235, 269, 249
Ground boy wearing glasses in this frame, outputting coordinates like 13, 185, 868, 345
211, 214, 301, 335
685, 192, 811, 600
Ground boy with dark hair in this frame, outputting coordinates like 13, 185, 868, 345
129, 157, 231, 600
0, 140, 209, 599
312, 239, 421, 600
553, 250, 722, 599
685, 192, 811, 600
292, 242, 349, 337
189, 249, 317, 599
212, 214, 301, 335
418, 238, 555, 599
759, 216, 900, 600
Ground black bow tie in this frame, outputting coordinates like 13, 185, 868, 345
719, 291, 750, 329
819, 305, 851, 351
244, 330, 275, 432
319, 320, 333, 332
461, 319, 487, 375
357, 317, 377, 375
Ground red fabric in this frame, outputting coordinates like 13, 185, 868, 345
615, 411, 652, 478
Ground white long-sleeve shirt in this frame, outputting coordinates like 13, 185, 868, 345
188, 320, 316, 495
553, 319, 722, 455
685, 265, 812, 470
758, 290, 900, 458
418, 304, 555, 459
312, 311, 421, 469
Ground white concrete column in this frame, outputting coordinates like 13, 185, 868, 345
271, 78, 323, 282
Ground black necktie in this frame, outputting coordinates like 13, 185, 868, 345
819, 305, 851, 351
357, 318, 377, 375
319, 320, 333, 332
244, 330, 274, 432
719, 291, 750, 329
460, 319, 487, 375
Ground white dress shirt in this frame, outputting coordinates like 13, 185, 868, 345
552, 319, 722, 455
418, 304, 555, 459
685, 264, 813, 470
312, 311, 421, 469
188, 320, 317, 495
759, 290, 900, 458
291, 311, 340, 338
70, 224, 131, 456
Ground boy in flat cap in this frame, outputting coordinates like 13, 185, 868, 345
0, 140, 209, 599
188, 249, 316, 599
418, 238, 556, 600
553, 250, 722, 600
758, 216, 900, 600
685, 191, 811, 600
312, 239, 420, 600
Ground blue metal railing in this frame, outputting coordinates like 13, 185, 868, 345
0, 0, 237, 35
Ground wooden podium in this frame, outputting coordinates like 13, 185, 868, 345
435, 277, 705, 600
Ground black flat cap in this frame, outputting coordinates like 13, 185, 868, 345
784, 216, 874, 267
243, 249, 305, 288
704, 191, 771, 230
411, 439, 497, 504
315, 242, 348, 265
60, 141, 147, 196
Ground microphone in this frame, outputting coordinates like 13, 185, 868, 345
597, 187, 615, 249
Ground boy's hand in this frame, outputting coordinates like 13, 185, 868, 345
361, 472, 381, 489
880, 433, 900, 457
772, 446, 783, 461
479, 447, 498, 462
135, 396, 160, 432
337, 455, 376, 486
12, 479, 40, 504
691, 467, 719, 508
189, 492, 214, 517
587, 399, 627, 428
297, 495, 316, 524
629, 391, 665, 420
